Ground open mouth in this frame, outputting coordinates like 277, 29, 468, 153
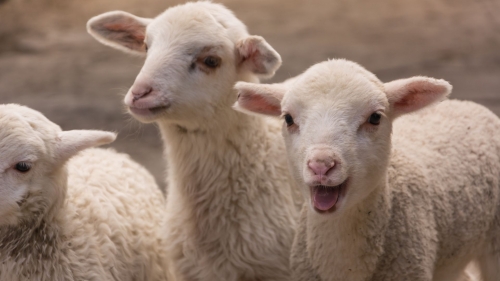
310, 180, 347, 213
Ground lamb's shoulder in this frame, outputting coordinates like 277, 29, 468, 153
372, 152, 438, 280
387, 147, 429, 198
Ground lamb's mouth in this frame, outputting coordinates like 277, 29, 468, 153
310, 180, 347, 214
129, 105, 170, 117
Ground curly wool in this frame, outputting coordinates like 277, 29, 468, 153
160, 115, 300, 281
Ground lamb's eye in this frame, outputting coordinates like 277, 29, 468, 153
204, 56, 220, 68
284, 114, 294, 127
15, 162, 31, 173
145, 44, 148, 52
368, 112, 381, 125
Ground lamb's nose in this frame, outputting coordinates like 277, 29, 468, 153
308, 159, 335, 176
131, 83, 153, 101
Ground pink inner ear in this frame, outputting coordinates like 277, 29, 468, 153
101, 21, 146, 51
103, 23, 145, 41
237, 37, 279, 76
238, 40, 262, 72
392, 80, 447, 114
238, 94, 281, 116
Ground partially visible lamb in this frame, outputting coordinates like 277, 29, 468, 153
0, 104, 168, 281
234, 59, 500, 281
86, 2, 301, 281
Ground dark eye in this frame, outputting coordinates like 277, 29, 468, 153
284, 114, 294, 127
368, 112, 381, 125
144, 43, 148, 52
204, 56, 220, 68
15, 162, 31, 173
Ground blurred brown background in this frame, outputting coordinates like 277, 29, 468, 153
1, 0, 499, 188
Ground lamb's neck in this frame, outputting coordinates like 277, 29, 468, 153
0, 215, 62, 263
0, 213, 76, 281
306, 182, 391, 278
161, 109, 264, 154
0, 174, 68, 263
159, 109, 266, 192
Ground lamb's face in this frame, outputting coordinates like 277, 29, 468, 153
87, 2, 281, 128
280, 63, 392, 216
0, 106, 60, 226
124, 9, 239, 125
234, 59, 451, 217
0, 104, 116, 227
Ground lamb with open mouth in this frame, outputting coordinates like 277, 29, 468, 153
234, 58, 498, 281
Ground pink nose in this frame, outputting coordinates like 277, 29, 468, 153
308, 159, 335, 176
131, 83, 153, 102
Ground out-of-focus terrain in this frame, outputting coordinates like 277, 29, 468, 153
1, 0, 499, 188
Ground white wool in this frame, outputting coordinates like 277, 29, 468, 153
87, 2, 301, 281
0, 104, 168, 281
234, 59, 500, 281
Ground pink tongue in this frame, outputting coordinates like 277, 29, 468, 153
313, 187, 339, 211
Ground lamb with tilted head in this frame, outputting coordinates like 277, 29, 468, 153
0, 104, 168, 281
234, 59, 500, 281
87, 2, 301, 281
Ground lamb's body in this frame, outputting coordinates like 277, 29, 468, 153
66, 149, 167, 281
87, 2, 301, 280
234, 59, 500, 280
385, 100, 500, 280
0, 105, 167, 281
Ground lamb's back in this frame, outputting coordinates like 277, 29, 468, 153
63, 148, 167, 281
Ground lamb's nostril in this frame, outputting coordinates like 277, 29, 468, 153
308, 160, 335, 176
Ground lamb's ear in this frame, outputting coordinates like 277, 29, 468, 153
385, 76, 452, 119
87, 11, 152, 55
55, 130, 117, 163
236, 36, 282, 79
233, 82, 286, 116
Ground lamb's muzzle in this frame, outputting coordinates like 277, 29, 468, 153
306, 149, 348, 213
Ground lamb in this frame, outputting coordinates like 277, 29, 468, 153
86, 2, 301, 281
234, 58, 500, 281
0, 104, 168, 281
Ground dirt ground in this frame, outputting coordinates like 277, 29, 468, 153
1, 0, 499, 188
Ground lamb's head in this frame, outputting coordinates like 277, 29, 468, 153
0, 104, 116, 227
234, 59, 451, 216
87, 2, 281, 128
